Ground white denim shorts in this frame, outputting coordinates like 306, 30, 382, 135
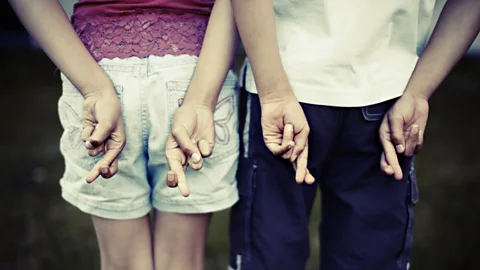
58, 55, 239, 219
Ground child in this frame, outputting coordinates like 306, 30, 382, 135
228, 0, 480, 269
9, 0, 239, 269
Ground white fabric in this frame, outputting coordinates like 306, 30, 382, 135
244, 0, 437, 107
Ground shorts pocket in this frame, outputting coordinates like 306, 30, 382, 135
397, 158, 418, 269
58, 74, 124, 170
165, 79, 239, 162
229, 157, 256, 267
362, 98, 397, 121
58, 90, 98, 170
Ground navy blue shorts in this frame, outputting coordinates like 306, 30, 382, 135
229, 93, 418, 270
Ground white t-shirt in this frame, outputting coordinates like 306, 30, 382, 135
243, 0, 437, 107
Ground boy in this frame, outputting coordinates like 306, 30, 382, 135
228, 0, 480, 269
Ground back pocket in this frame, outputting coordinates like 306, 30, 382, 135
165, 79, 239, 162
361, 98, 397, 121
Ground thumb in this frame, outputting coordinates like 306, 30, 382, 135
198, 139, 214, 157
388, 114, 405, 154
88, 121, 115, 147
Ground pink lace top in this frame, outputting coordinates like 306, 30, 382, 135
72, 1, 214, 61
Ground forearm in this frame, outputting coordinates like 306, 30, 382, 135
231, 0, 292, 101
405, 0, 480, 100
183, 0, 239, 110
9, 0, 113, 96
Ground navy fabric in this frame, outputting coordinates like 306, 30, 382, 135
229, 93, 417, 270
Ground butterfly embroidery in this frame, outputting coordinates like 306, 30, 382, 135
59, 101, 84, 150
213, 95, 234, 145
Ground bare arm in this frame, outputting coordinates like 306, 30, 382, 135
182, 0, 239, 110
165, 0, 243, 195
230, 0, 313, 184
230, 0, 293, 101
10, 0, 126, 182
405, 0, 480, 99
9, 0, 114, 96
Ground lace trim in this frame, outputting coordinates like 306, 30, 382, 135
72, 12, 209, 61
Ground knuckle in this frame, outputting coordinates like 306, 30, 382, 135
183, 146, 194, 155
103, 122, 115, 131
171, 127, 182, 138
391, 115, 403, 123
119, 138, 127, 148
304, 125, 311, 133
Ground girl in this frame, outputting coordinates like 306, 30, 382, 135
9, 0, 239, 269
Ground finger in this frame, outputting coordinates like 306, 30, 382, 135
267, 141, 295, 156
168, 158, 190, 197
166, 171, 178, 188
198, 139, 214, 158
415, 123, 427, 153
305, 168, 315, 185
87, 142, 104, 157
82, 125, 95, 144
282, 124, 294, 144
171, 126, 201, 164
295, 144, 309, 184
380, 152, 394, 175
188, 151, 204, 171
388, 115, 406, 154
86, 162, 102, 183
101, 158, 118, 179
86, 136, 125, 183
380, 138, 403, 180
405, 124, 419, 156
88, 121, 115, 148
290, 126, 309, 162
281, 124, 295, 159
83, 125, 99, 153
166, 147, 190, 197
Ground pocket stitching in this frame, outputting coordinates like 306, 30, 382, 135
166, 80, 238, 161
362, 106, 384, 121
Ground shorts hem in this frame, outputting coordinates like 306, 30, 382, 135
152, 188, 239, 214
61, 187, 152, 220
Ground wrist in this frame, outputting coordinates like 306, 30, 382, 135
81, 83, 116, 99
182, 92, 218, 112
77, 72, 115, 98
258, 84, 295, 105
403, 88, 430, 101
255, 73, 295, 104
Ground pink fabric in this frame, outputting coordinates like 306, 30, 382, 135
72, 0, 214, 61
73, 0, 214, 17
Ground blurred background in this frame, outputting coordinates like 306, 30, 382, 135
1, 0, 479, 269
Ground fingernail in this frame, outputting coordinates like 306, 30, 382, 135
411, 125, 419, 135
287, 143, 294, 149
85, 141, 93, 149
167, 172, 174, 182
396, 144, 404, 153
191, 153, 201, 163
285, 124, 293, 131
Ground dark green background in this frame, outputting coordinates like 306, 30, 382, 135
1, 51, 480, 270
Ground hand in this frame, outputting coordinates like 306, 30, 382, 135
260, 93, 314, 184
379, 92, 429, 180
81, 89, 126, 183
165, 103, 215, 197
